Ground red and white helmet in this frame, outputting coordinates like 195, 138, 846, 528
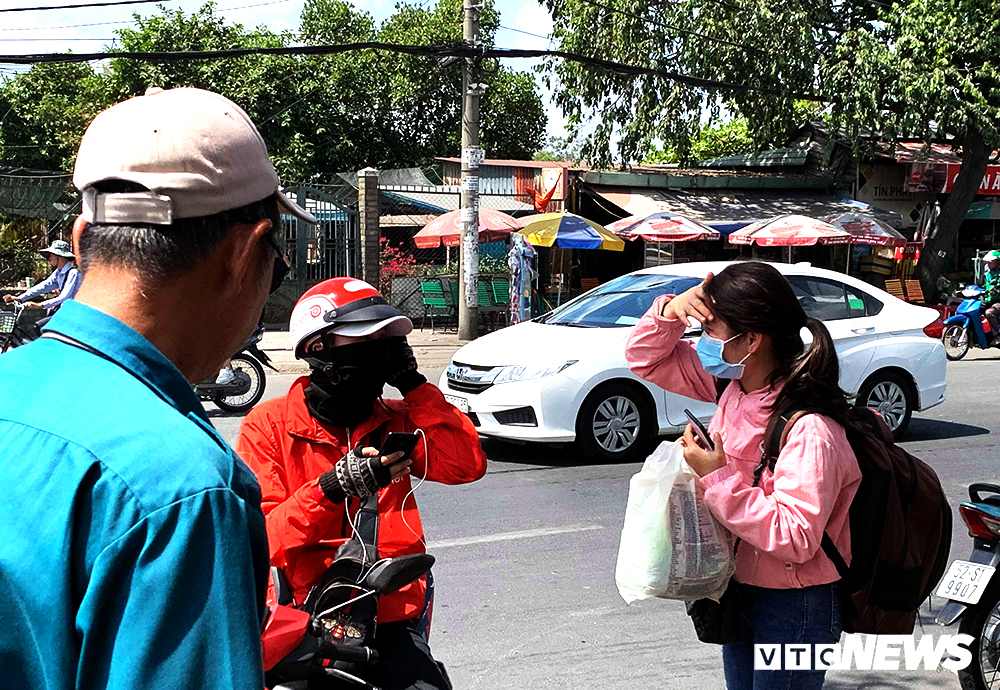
289, 278, 413, 357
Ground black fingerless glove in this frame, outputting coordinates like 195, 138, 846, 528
384, 337, 425, 395
318, 446, 394, 503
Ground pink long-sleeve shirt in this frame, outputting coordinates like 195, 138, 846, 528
625, 294, 862, 589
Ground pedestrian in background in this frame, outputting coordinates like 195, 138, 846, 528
3, 238, 80, 313
0, 87, 316, 690
625, 261, 862, 690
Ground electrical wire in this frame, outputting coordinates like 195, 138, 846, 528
0, 0, 172, 13
498, 25, 551, 41
0, 41, 827, 101
0, 0, 294, 32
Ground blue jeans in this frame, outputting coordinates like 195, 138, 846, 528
722, 582, 842, 690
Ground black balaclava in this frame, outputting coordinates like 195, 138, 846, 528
304, 337, 393, 428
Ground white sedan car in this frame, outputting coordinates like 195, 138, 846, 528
439, 262, 947, 463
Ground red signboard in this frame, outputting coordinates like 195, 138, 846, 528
906, 162, 1000, 195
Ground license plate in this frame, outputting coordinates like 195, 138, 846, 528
444, 394, 470, 413
936, 560, 996, 605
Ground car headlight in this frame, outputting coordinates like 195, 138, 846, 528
493, 360, 578, 385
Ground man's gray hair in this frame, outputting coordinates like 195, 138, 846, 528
78, 180, 280, 280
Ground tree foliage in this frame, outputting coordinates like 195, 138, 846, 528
0, 0, 547, 180
543, 0, 1000, 294
0, 215, 44, 287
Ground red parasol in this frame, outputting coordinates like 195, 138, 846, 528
413, 208, 521, 249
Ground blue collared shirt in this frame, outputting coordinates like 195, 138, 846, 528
17, 262, 82, 310
0, 301, 269, 690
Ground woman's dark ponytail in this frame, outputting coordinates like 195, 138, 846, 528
703, 262, 851, 425
773, 317, 851, 426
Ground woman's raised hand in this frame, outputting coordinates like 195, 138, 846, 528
661, 273, 714, 324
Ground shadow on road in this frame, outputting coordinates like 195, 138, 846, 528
481, 437, 658, 468
904, 418, 990, 442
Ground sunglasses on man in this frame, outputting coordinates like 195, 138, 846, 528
262, 231, 291, 293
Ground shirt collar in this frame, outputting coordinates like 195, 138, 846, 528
42, 300, 208, 421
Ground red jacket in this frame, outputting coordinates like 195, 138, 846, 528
236, 378, 487, 623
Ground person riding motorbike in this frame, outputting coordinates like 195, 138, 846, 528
236, 277, 487, 690
4, 239, 80, 314
982, 250, 1000, 335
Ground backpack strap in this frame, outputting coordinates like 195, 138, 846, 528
762, 403, 852, 581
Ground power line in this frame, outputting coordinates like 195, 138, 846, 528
0, 41, 827, 101
498, 25, 551, 41
0, 0, 171, 13
0, 0, 291, 32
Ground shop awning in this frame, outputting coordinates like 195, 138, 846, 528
583, 185, 901, 233
966, 200, 1000, 220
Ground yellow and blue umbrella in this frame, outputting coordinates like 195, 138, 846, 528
515, 211, 625, 251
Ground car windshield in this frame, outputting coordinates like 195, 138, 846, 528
540, 273, 702, 328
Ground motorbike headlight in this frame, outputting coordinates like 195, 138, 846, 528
493, 360, 578, 385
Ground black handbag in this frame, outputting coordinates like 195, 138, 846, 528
685, 578, 741, 644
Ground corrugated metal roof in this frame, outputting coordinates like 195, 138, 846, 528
379, 185, 535, 214
894, 142, 961, 165
583, 185, 901, 232
698, 148, 811, 169
436, 157, 584, 169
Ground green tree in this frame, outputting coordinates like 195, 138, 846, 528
543, 0, 1000, 296
644, 117, 754, 165
0, 0, 547, 181
534, 135, 584, 162
373, 0, 546, 164
0, 63, 107, 172
0, 215, 43, 287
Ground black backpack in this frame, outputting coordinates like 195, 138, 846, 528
764, 404, 952, 634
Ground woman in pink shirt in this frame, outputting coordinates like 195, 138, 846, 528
625, 261, 862, 690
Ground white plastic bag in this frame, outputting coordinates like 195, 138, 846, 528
615, 439, 736, 604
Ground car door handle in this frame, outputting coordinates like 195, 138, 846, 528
852, 327, 875, 334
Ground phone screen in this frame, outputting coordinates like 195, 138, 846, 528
683, 409, 714, 451
380, 432, 420, 458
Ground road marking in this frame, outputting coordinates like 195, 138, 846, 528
427, 524, 605, 549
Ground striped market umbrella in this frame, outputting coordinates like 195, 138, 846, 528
607, 210, 721, 242
413, 208, 521, 249
516, 211, 624, 251
729, 215, 852, 247
825, 212, 908, 248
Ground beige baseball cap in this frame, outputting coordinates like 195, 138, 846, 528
73, 87, 317, 226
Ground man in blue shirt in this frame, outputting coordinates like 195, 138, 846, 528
3, 239, 81, 313
0, 87, 316, 690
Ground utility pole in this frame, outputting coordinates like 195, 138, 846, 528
458, 0, 483, 341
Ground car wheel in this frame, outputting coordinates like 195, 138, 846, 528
576, 382, 655, 463
857, 371, 914, 439
943, 323, 970, 361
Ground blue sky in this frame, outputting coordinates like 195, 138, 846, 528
0, 0, 565, 137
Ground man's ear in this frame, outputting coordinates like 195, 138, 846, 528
226, 219, 273, 292
71, 215, 87, 261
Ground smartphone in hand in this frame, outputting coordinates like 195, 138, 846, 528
683, 409, 714, 451
379, 431, 421, 459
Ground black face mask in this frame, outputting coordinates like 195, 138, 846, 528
304, 339, 392, 428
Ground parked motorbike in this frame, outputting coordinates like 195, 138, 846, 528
936, 483, 1000, 689
194, 324, 276, 414
943, 285, 1000, 361
263, 553, 436, 690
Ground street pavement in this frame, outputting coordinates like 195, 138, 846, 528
209, 351, 1000, 690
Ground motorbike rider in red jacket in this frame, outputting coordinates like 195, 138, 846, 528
236, 277, 487, 690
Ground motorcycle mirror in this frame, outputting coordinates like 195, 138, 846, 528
365, 554, 435, 595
